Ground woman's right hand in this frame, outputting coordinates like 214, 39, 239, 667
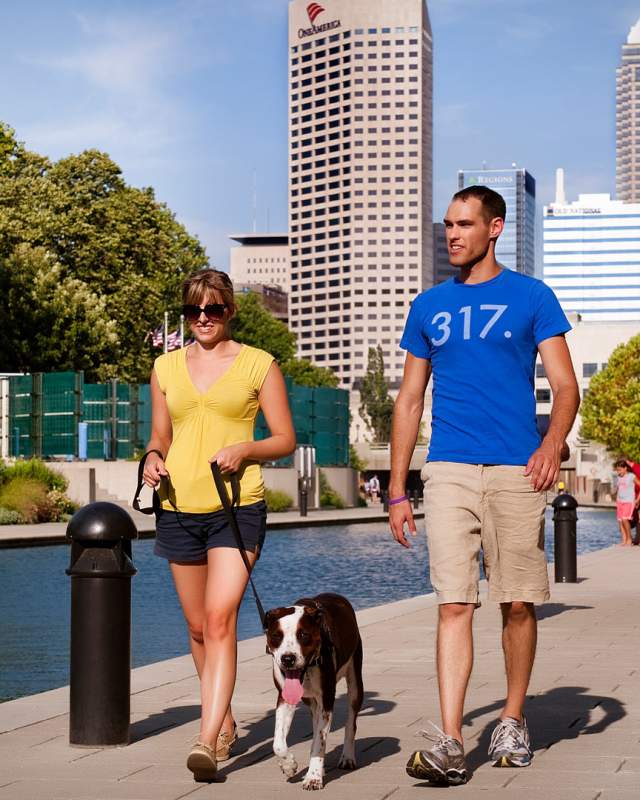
143, 452, 169, 488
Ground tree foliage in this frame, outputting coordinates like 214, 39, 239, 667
0, 123, 207, 382
359, 345, 394, 442
232, 291, 338, 388
580, 334, 640, 461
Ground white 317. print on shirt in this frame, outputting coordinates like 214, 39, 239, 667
431, 304, 509, 346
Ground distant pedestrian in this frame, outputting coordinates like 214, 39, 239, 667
363, 479, 371, 500
143, 268, 295, 781
390, 185, 579, 785
369, 474, 380, 503
624, 460, 640, 544
613, 460, 640, 547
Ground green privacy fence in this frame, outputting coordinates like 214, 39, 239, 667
8, 372, 349, 466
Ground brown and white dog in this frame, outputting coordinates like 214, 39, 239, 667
265, 593, 364, 790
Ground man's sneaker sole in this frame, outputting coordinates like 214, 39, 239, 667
406, 751, 467, 785
492, 754, 531, 768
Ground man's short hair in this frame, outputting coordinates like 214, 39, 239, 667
614, 459, 630, 469
452, 185, 506, 222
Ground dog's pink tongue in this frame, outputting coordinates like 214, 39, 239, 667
282, 677, 304, 705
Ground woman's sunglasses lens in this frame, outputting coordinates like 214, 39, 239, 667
182, 304, 226, 321
182, 305, 200, 320
204, 304, 225, 319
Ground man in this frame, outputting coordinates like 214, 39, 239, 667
389, 186, 580, 786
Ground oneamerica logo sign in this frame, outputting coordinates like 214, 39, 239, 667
299, 3, 341, 38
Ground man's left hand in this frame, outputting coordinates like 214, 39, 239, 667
524, 438, 564, 492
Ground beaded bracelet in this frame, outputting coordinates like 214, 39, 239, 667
388, 495, 409, 506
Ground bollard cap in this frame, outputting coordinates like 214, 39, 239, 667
66, 501, 138, 542
551, 492, 578, 511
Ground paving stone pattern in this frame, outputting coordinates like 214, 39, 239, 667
0, 547, 638, 799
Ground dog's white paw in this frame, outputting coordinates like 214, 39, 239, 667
302, 774, 324, 791
279, 753, 298, 779
337, 755, 357, 770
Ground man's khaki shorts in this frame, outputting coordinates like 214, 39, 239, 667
421, 461, 549, 606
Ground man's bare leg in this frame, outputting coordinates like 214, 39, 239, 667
437, 603, 475, 744
501, 601, 537, 721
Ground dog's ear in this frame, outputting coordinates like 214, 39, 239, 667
264, 606, 296, 629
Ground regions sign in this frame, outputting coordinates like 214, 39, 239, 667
464, 172, 515, 187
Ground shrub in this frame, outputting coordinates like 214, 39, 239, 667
265, 488, 294, 513
0, 507, 23, 524
319, 471, 345, 509
0, 478, 53, 523
47, 489, 79, 521
2, 460, 68, 492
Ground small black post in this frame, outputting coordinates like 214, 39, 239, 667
298, 477, 308, 517
66, 502, 138, 746
413, 489, 420, 510
552, 485, 578, 583
382, 490, 389, 512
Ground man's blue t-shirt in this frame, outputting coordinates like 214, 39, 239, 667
400, 269, 571, 466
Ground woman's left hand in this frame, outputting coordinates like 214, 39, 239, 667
210, 443, 250, 474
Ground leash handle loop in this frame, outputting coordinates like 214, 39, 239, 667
132, 449, 165, 514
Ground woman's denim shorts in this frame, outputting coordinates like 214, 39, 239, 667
154, 501, 267, 563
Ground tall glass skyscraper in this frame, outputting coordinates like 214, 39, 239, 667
617, 18, 640, 203
457, 168, 536, 277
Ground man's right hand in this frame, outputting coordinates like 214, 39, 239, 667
389, 500, 417, 548
142, 452, 169, 488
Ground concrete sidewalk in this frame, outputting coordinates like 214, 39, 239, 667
1, 546, 639, 799
0, 504, 418, 548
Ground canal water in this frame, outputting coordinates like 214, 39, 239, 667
0, 507, 620, 702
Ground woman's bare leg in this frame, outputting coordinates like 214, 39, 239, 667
198, 547, 257, 745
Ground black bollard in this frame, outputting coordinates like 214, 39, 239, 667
298, 477, 308, 517
66, 502, 138, 746
413, 489, 420, 510
382, 491, 389, 512
552, 485, 578, 583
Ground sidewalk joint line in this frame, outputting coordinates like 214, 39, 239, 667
615, 758, 627, 773
378, 787, 399, 800
118, 765, 151, 781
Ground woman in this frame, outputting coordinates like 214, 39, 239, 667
142, 268, 295, 781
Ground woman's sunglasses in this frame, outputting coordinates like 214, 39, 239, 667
182, 303, 227, 321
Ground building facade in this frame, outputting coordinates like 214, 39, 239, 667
457, 168, 536, 277
288, 0, 433, 390
617, 18, 640, 203
433, 221, 455, 284
229, 233, 290, 291
543, 190, 640, 322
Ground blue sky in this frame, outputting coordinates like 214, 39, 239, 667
1, 0, 638, 269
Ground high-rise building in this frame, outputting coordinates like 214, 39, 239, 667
229, 233, 290, 291
433, 221, 455, 284
617, 18, 640, 203
457, 168, 536, 277
288, 0, 433, 389
543, 170, 640, 321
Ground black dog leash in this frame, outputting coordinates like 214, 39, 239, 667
132, 451, 267, 631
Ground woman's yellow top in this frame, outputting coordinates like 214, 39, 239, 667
154, 344, 274, 513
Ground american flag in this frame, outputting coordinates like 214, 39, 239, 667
167, 330, 180, 351
149, 326, 163, 348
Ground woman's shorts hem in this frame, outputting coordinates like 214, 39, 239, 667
153, 501, 267, 562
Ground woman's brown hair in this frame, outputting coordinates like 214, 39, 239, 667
182, 268, 236, 315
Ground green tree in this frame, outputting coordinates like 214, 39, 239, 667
0, 123, 207, 382
232, 291, 338, 388
359, 345, 394, 442
580, 334, 640, 461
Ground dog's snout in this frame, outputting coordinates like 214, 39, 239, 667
281, 652, 297, 669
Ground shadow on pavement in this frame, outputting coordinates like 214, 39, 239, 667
463, 685, 626, 773
130, 703, 201, 742
219, 690, 397, 780
536, 603, 593, 621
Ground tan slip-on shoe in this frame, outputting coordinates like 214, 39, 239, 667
187, 741, 217, 782
216, 723, 238, 762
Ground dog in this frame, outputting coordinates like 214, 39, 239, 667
265, 592, 364, 790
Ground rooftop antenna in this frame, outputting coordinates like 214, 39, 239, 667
555, 167, 566, 205
266, 207, 270, 232
252, 169, 257, 233
482, 160, 487, 170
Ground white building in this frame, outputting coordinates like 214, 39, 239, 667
288, 0, 433, 391
543, 171, 640, 321
535, 313, 640, 500
229, 233, 290, 292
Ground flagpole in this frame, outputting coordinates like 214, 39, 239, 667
164, 311, 169, 354
179, 314, 184, 348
